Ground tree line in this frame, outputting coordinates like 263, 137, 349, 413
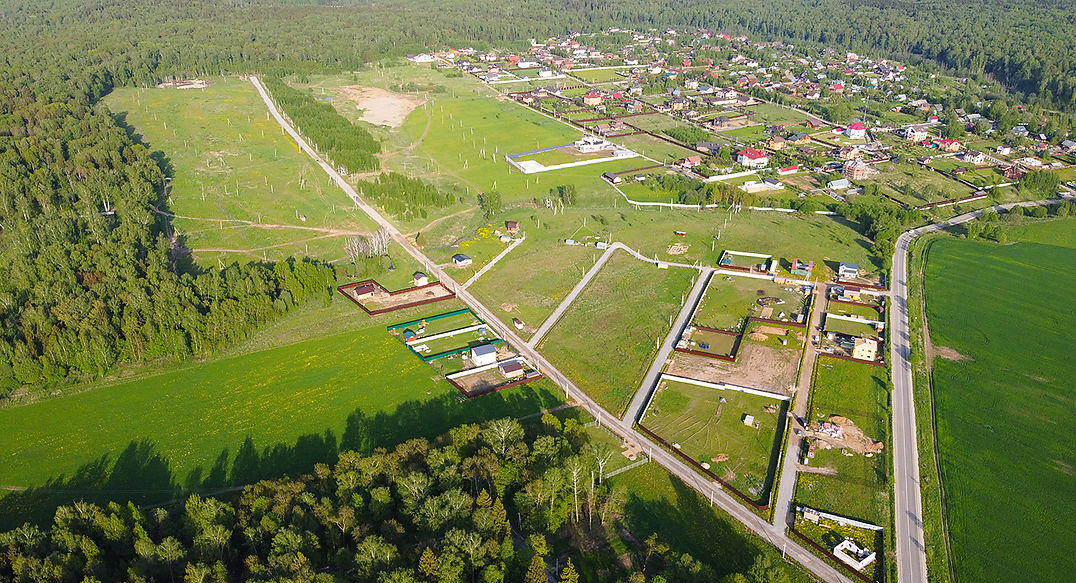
358, 173, 457, 220
262, 77, 381, 174
0, 416, 789, 583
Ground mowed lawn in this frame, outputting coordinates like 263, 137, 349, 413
796, 357, 890, 526
105, 77, 377, 266
539, 251, 695, 414
0, 300, 562, 528
924, 229, 1076, 582
642, 380, 787, 500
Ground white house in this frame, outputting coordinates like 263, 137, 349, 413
838, 262, 859, 279
736, 148, 770, 168
412, 271, 429, 286
452, 254, 472, 267
846, 122, 866, 140
470, 344, 498, 366
828, 178, 852, 190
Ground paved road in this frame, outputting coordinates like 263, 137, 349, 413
888, 197, 1056, 583
771, 282, 826, 531
253, 75, 858, 583
623, 269, 713, 423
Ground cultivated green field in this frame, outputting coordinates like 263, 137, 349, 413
923, 227, 1076, 583
796, 357, 890, 526
540, 251, 695, 414
0, 299, 562, 528
642, 380, 787, 500
105, 78, 379, 266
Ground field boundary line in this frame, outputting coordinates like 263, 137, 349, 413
462, 235, 526, 289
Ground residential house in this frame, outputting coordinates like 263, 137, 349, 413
736, 148, 770, 168
962, 150, 986, 165
583, 91, 603, 106
766, 135, 786, 150
498, 360, 525, 379
352, 283, 377, 300
843, 160, 879, 180
787, 132, 811, 145
505, 221, 520, 233
1003, 165, 1026, 180
838, 261, 859, 279
828, 178, 853, 190
935, 138, 962, 152
679, 155, 703, 168
852, 337, 879, 361
696, 141, 724, 153
996, 145, 1012, 156
470, 344, 498, 366
846, 122, 866, 140
778, 165, 799, 175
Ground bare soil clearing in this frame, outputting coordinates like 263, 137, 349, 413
157, 79, 210, 89
667, 342, 798, 395
337, 86, 425, 127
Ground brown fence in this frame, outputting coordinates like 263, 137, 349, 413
834, 279, 887, 291
748, 316, 807, 329
336, 280, 455, 315
446, 373, 545, 399
818, 352, 885, 367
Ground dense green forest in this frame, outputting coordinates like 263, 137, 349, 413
0, 417, 786, 583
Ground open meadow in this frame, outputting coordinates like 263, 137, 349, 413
923, 225, 1076, 583
104, 77, 379, 267
539, 251, 695, 414
641, 380, 787, 501
0, 298, 562, 528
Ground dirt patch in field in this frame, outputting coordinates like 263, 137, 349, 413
336, 86, 425, 127
935, 346, 972, 361
157, 79, 210, 89
807, 415, 884, 455
667, 342, 799, 395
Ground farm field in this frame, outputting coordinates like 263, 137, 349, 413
104, 78, 379, 266
796, 357, 890, 526
641, 379, 787, 501
923, 229, 1076, 583
539, 250, 695, 415
693, 275, 810, 331
0, 298, 562, 528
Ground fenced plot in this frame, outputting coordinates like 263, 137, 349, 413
823, 315, 881, 339
677, 327, 740, 359
641, 379, 788, 502
338, 280, 455, 314
693, 275, 811, 331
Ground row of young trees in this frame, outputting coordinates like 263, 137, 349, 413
358, 173, 457, 220
261, 77, 381, 174
0, 416, 785, 583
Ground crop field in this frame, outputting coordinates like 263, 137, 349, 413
539, 250, 695, 414
0, 299, 562, 528
694, 275, 810, 331
642, 380, 787, 501
796, 357, 890, 526
923, 230, 1076, 582
105, 78, 378, 266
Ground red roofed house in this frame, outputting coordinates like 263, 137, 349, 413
936, 138, 962, 152
736, 148, 770, 169
778, 165, 799, 175
583, 92, 603, 106
830, 82, 845, 94
507, 55, 520, 64
680, 155, 703, 168
505, 220, 520, 233
846, 122, 866, 140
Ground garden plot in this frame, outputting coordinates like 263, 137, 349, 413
338, 280, 454, 314
795, 357, 890, 527
640, 378, 789, 502
667, 326, 804, 396
693, 275, 811, 331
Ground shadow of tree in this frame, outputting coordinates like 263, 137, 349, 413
0, 384, 560, 530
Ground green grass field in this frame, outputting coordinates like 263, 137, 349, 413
823, 315, 881, 338
746, 102, 809, 125
870, 161, 974, 205
0, 299, 562, 528
694, 275, 809, 330
569, 68, 630, 84
104, 78, 378, 267
796, 357, 890, 526
719, 125, 766, 144
540, 250, 695, 414
923, 229, 1076, 582
642, 380, 787, 500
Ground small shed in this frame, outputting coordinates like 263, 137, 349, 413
353, 283, 377, 299
402, 329, 418, 341
742, 414, 756, 426
471, 343, 498, 366
413, 271, 429, 286
452, 254, 472, 267
603, 171, 623, 184
498, 361, 525, 379
505, 220, 520, 233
